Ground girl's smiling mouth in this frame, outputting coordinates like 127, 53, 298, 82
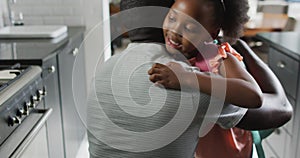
166, 36, 182, 50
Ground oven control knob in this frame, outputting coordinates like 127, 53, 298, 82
16, 108, 25, 117
31, 95, 38, 107
8, 116, 21, 126
37, 89, 46, 100
23, 102, 30, 115
25, 101, 31, 109
38, 88, 47, 96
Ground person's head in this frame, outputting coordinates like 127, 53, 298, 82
163, 0, 249, 59
120, 0, 175, 43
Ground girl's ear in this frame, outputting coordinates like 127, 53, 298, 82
211, 29, 221, 39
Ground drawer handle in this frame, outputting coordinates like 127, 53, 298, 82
72, 48, 79, 56
277, 61, 286, 69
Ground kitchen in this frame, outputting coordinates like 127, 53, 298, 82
0, 0, 299, 158
0, 0, 110, 157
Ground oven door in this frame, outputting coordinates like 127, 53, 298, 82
0, 108, 52, 158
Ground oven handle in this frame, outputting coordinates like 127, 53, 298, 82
10, 108, 53, 158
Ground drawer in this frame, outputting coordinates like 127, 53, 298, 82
265, 128, 287, 158
268, 48, 299, 98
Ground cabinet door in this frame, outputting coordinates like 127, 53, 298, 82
262, 141, 277, 158
43, 57, 64, 158
284, 96, 295, 135
265, 128, 287, 158
284, 134, 292, 158
58, 35, 87, 158
268, 48, 299, 98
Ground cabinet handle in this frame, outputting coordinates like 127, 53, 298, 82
72, 48, 79, 56
277, 61, 286, 69
48, 66, 56, 73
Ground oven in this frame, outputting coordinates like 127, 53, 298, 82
0, 64, 52, 158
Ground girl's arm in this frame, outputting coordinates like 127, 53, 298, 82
233, 39, 293, 130
148, 54, 263, 108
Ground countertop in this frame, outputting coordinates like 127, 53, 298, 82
256, 32, 300, 60
0, 26, 85, 65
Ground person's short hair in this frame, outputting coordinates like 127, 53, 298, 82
120, 0, 174, 43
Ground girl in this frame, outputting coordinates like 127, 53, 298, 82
148, 0, 260, 157
149, 0, 262, 108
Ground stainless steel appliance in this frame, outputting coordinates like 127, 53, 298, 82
0, 64, 52, 158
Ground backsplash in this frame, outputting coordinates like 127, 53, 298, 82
9, 0, 97, 26
0, 0, 8, 27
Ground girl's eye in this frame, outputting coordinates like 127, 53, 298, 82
185, 26, 196, 33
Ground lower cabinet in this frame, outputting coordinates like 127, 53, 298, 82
57, 33, 87, 158
262, 141, 278, 158
43, 56, 65, 158
266, 47, 299, 158
263, 127, 289, 158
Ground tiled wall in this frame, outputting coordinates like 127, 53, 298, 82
9, 0, 97, 26
0, 0, 8, 27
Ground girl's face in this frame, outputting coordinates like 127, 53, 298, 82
163, 0, 219, 59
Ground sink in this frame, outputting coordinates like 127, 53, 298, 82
0, 25, 68, 39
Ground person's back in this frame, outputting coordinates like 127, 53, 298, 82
87, 43, 247, 158
87, 43, 208, 157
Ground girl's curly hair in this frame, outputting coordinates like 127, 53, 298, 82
205, 0, 250, 43
222, 0, 250, 43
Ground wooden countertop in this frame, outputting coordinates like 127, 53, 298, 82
244, 13, 289, 37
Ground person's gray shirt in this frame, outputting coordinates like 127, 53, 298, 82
87, 43, 247, 158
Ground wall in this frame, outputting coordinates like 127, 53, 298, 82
10, 0, 85, 26
288, 2, 300, 31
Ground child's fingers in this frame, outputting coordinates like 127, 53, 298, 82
152, 63, 164, 68
218, 47, 227, 58
149, 74, 163, 82
148, 68, 154, 75
212, 68, 219, 74
210, 61, 220, 69
212, 54, 223, 61
148, 67, 162, 75
209, 57, 221, 67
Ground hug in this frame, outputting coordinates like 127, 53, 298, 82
87, 0, 293, 157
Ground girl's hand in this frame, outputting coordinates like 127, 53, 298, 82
209, 54, 223, 74
148, 62, 187, 90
